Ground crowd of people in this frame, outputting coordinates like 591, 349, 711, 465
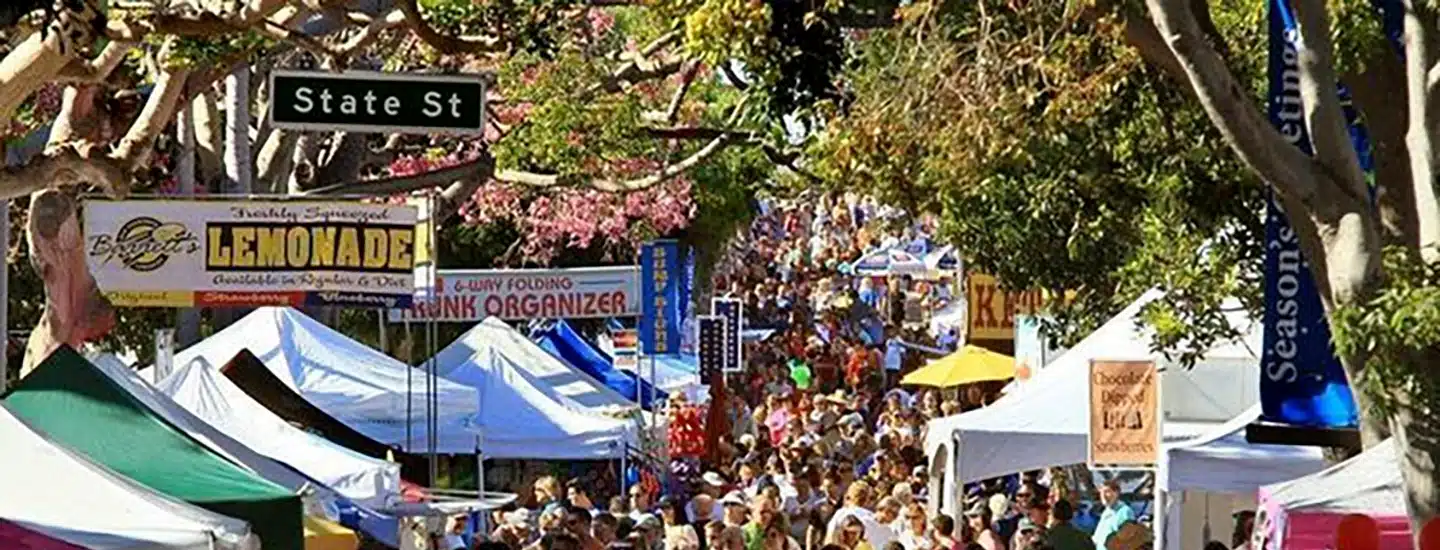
448, 193, 1178, 550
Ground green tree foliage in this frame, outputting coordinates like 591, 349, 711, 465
801, 0, 1268, 360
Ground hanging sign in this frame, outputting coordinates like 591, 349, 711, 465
269, 70, 486, 135
965, 273, 1047, 340
612, 328, 639, 371
712, 298, 743, 373
698, 315, 725, 380
83, 199, 418, 308
389, 266, 639, 322
1087, 360, 1159, 467
1260, 0, 1361, 428
640, 240, 682, 355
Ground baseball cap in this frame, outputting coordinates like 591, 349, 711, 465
720, 492, 747, 507
702, 472, 727, 487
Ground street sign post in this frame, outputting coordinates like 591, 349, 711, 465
269, 70, 487, 135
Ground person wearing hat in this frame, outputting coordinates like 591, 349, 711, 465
633, 514, 663, 550
963, 501, 1003, 550
1013, 517, 1044, 550
689, 473, 729, 524
720, 492, 749, 528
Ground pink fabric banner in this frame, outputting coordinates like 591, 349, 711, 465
0, 519, 86, 550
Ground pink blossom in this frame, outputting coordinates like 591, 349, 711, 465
587, 9, 616, 37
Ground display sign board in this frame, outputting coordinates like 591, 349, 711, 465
612, 328, 639, 371
83, 199, 418, 308
269, 70, 486, 135
640, 240, 682, 355
712, 298, 743, 373
1088, 360, 1160, 467
966, 272, 1048, 340
388, 266, 639, 322
697, 316, 725, 380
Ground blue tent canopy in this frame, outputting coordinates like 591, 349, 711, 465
533, 320, 668, 410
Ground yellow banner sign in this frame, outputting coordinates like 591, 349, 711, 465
966, 273, 1047, 340
1088, 360, 1159, 467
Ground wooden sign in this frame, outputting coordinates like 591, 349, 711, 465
1088, 359, 1159, 467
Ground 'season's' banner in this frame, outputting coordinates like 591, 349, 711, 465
84, 199, 418, 309
1261, 0, 1401, 427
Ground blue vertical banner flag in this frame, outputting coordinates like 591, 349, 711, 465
679, 246, 698, 355
639, 240, 683, 355
713, 297, 744, 372
1260, 0, 1363, 428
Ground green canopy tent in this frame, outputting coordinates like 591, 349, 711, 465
3, 346, 303, 550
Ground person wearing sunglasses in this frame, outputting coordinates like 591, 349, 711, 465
833, 515, 873, 550
894, 503, 930, 550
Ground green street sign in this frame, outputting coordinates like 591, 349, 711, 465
269, 70, 487, 135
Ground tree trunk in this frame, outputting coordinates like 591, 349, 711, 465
175, 102, 202, 347
20, 189, 114, 376
192, 92, 224, 187
1390, 391, 1440, 532
212, 65, 253, 330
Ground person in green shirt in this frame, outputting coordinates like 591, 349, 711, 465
744, 495, 781, 550
1090, 481, 1134, 549
1043, 500, 1094, 550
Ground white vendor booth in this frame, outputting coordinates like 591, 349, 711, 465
1158, 405, 1328, 550
923, 288, 1264, 547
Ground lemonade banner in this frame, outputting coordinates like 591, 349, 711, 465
84, 199, 419, 308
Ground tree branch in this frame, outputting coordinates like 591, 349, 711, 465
112, 68, 190, 170
1291, 0, 1368, 202
0, 149, 127, 201
581, 30, 684, 99
302, 153, 496, 196
642, 125, 756, 140
663, 60, 700, 124
1401, 0, 1440, 259
397, 0, 504, 55
1143, 0, 1319, 207
55, 40, 133, 83
496, 134, 735, 192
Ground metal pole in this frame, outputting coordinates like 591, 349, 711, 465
405, 319, 413, 452
427, 191, 440, 488
378, 310, 388, 355
0, 198, 8, 394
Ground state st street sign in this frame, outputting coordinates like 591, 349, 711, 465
269, 70, 487, 135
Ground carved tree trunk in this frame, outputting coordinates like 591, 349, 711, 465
20, 189, 113, 376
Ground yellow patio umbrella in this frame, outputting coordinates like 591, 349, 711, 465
303, 515, 359, 550
901, 345, 1017, 387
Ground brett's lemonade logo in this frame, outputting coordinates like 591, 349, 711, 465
87, 217, 201, 272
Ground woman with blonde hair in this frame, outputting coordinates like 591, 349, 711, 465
534, 476, 562, 510
894, 503, 929, 550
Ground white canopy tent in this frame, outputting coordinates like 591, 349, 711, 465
0, 403, 257, 550
154, 357, 403, 511
1257, 439, 1408, 550
1157, 405, 1329, 550
923, 288, 1262, 517
426, 318, 638, 459
85, 352, 339, 514
172, 307, 484, 455
433, 317, 636, 415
